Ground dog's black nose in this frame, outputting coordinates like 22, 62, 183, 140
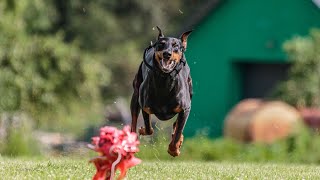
163, 52, 172, 59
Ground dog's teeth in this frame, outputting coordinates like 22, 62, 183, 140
161, 60, 165, 67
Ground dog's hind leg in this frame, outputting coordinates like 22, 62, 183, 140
139, 110, 154, 135
168, 109, 190, 157
130, 63, 143, 133
130, 90, 140, 133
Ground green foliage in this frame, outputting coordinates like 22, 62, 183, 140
137, 125, 320, 164
63, 0, 192, 51
0, 1, 110, 130
273, 29, 320, 107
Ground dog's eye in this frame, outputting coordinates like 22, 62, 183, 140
157, 42, 165, 50
172, 44, 178, 51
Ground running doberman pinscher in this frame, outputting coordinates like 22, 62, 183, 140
130, 27, 193, 157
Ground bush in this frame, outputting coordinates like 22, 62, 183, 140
137, 124, 320, 164
0, 1, 111, 131
0, 112, 40, 156
273, 29, 320, 108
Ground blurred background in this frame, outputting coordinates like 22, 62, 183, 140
1, 0, 320, 163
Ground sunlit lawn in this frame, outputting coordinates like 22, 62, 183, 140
0, 158, 320, 179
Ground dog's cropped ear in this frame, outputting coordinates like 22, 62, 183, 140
180, 30, 193, 50
156, 26, 164, 39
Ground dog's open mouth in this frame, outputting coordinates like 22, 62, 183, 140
160, 59, 176, 73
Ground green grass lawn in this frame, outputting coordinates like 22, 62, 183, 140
0, 158, 320, 179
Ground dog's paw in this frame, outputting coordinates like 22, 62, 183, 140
139, 127, 154, 136
167, 145, 180, 157
168, 135, 184, 157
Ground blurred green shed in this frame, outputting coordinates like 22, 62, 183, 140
184, 0, 320, 137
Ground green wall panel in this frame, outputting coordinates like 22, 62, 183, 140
184, 0, 320, 137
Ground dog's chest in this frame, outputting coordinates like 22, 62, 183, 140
139, 71, 189, 117
140, 72, 178, 104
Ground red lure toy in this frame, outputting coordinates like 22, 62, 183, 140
88, 126, 141, 180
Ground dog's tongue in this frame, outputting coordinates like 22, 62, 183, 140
161, 59, 174, 70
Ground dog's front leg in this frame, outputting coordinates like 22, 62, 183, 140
168, 109, 190, 157
139, 110, 154, 135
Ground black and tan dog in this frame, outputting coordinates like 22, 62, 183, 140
130, 27, 192, 157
